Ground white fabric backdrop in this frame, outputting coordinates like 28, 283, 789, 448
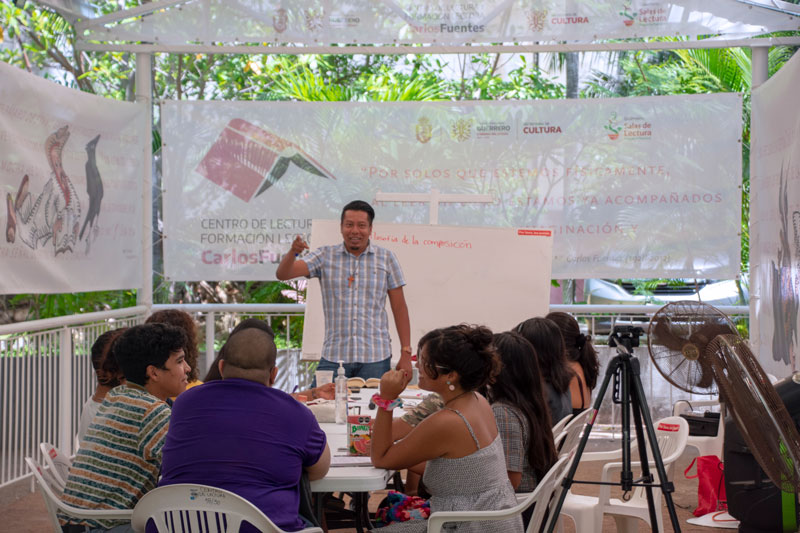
0, 62, 144, 294
87, 0, 800, 45
302, 221, 553, 360
751, 51, 800, 376
162, 94, 742, 281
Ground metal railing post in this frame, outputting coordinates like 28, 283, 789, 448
58, 326, 73, 455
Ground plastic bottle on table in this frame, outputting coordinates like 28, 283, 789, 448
335, 360, 348, 424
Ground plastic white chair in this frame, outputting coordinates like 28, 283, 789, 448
551, 413, 573, 439
560, 416, 690, 533
131, 483, 323, 533
672, 399, 726, 459
26, 456, 132, 533
556, 408, 592, 458
427, 453, 572, 533
40, 441, 72, 491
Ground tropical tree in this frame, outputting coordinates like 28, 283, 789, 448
0, 2, 566, 324
584, 42, 798, 301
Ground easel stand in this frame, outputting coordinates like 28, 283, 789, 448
547, 328, 682, 533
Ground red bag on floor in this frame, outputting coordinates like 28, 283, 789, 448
685, 455, 727, 517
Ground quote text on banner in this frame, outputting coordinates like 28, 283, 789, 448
161, 93, 742, 281
0, 61, 144, 294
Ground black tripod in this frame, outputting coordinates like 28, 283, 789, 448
547, 325, 681, 533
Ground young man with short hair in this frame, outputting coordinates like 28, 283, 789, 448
60, 323, 189, 533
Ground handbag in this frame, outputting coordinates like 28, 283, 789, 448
374, 491, 431, 527
685, 454, 727, 517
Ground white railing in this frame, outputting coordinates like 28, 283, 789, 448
0, 303, 749, 488
0, 306, 148, 488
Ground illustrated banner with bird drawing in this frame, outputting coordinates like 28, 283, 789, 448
0, 62, 145, 294
161, 94, 741, 282
751, 51, 800, 376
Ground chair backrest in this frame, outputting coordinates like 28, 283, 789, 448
527, 454, 573, 533
25, 457, 132, 533
551, 413, 573, 439
131, 484, 322, 533
630, 416, 690, 501
557, 409, 593, 458
40, 442, 71, 491
424, 455, 572, 533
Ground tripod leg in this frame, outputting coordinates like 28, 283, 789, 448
629, 385, 659, 530
629, 360, 682, 533
545, 354, 625, 533
620, 357, 633, 493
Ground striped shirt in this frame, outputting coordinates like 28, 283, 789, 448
60, 384, 170, 529
305, 242, 405, 363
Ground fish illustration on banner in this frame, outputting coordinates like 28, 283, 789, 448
5, 125, 104, 256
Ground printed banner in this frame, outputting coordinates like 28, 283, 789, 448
750, 51, 800, 376
85, 0, 800, 45
162, 94, 742, 281
0, 61, 144, 294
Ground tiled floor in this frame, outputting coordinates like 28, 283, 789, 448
0, 447, 733, 533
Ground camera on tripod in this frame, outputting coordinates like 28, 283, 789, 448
608, 325, 644, 350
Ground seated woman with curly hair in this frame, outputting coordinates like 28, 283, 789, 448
370, 324, 522, 533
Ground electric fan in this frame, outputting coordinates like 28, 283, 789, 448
647, 301, 800, 493
647, 301, 737, 394
707, 334, 800, 493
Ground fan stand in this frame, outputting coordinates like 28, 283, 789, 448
547, 327, 682, 533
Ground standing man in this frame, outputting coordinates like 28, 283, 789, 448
276, 200, 412, 379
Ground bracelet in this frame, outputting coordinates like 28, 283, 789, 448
371, 393, 403, 411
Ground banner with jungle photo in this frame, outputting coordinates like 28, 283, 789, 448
161, 93, 742, 281
0, 61, 145, 294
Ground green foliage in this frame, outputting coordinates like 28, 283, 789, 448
6, 290, 137, 321
0, 1, 137, 98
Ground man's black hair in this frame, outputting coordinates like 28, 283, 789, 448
340, 200, 375, 224
114, 323, 187, 386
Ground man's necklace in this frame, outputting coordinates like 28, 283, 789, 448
348, 259, 359, 288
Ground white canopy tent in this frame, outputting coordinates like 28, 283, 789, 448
1, 1, 798, 487
25, 0, 800, 308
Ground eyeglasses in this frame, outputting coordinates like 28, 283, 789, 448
419, 358, 451, 373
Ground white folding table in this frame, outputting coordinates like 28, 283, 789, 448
310, 387, 427, 531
